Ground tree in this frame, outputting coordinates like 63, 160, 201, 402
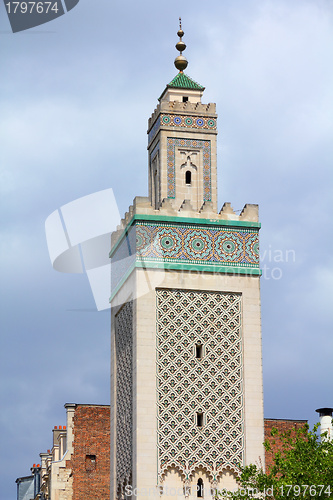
221, 424, 333, 499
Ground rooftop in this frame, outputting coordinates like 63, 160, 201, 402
159, 72, 205, 101
168, 72, 204, 90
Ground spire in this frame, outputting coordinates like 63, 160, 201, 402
174, 17, 188, 73
158, 19, 204, 101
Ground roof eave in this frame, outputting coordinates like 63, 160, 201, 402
158, 84, 206, 102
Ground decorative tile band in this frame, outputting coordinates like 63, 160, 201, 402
136, 222, 259, 267
110, 220, 260, 297
167, 138, 211, 200
161, 114, 216, 130
148, 114, 217, 146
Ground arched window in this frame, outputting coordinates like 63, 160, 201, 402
185, 170, 192, 185
197, 478, 204, 498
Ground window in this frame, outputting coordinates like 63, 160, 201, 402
196, 412, 204, 427
197, 478, 204, 498
185, 170, 192, 185
85, 454, 96, 471
195, 343, 203, 359
183, 96, 188, 102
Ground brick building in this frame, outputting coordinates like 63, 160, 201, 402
264, 418, 308, 471
16, 403, 110, 500
68, 404, 110, 500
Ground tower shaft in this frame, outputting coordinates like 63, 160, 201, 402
110, 24, 264, 500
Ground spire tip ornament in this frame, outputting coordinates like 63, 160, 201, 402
174, 17, 188, 73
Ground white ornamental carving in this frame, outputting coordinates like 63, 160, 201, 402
156, 289, 244, 482
116, 301, 133, 496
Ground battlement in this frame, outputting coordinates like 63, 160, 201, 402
148, 101, 217, 131
111, 197, 259, 249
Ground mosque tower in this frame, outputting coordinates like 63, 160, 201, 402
110, 20, 264, 500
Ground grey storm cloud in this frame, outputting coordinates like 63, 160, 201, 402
0, 0, 332, 498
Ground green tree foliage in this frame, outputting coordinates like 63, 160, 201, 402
220, 424, 333, 500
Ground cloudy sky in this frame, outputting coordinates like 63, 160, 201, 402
1, 0, 332, 497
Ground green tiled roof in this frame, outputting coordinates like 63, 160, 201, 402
167, 72, 205, 91
159, 72, 205, 100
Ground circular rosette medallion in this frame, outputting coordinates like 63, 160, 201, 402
184, 231, 212, 259
162, 115, 171, 124
245, 234, 259, 264
136, 227, 152, 255
155, 228, 182, 257
215, 233, 243, 262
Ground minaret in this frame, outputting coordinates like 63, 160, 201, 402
110, 21, 264, 500
148, 19, 218, 212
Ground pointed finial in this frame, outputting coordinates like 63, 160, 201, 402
174, 17, 188, 73
178, 17, 184, 38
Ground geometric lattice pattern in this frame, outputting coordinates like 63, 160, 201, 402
156, 289, 244, 482
137, 222, 259, 267
166, 138, 211, 200
115, 301, 133, 496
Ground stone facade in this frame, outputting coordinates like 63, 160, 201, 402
110, 67, 265, 500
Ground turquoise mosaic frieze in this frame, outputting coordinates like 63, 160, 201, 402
167, 138, 211, 200
136, 222, 259, 267
161, 114, 216, 129
148, 114, 217, 146
111, 219, 260, 299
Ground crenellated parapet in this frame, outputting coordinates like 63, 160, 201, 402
111, 197, 259, 248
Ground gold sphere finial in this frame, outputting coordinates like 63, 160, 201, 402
175, 17, 188, 72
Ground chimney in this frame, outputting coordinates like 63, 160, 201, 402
315, 407, 333, 441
